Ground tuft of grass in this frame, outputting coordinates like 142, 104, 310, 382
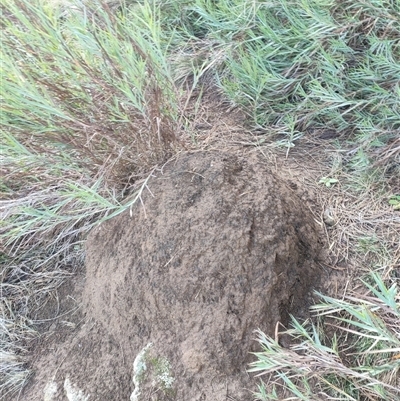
1, 0, 178, 184
249, 271, 400, 401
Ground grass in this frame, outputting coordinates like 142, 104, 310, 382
249, 271, 400, 400
1, 0, 179, 397
1, 0, 399, 399
168, 0, 400, 138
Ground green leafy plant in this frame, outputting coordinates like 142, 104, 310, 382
318, 177, 339, 188
389, 195, 400, 210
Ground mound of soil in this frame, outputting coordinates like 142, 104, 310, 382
23, 151, 323, 401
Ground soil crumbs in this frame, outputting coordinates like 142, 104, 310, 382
21, 151, 325, 401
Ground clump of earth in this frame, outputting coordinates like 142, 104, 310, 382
23, 151, 323, 401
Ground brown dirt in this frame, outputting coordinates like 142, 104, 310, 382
20, 150, 324, 401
